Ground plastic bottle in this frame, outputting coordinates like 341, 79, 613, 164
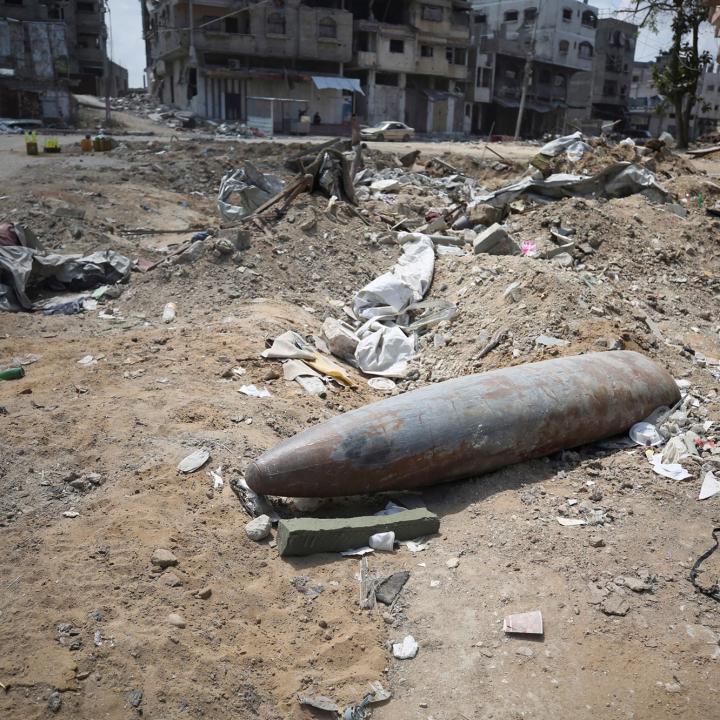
162, 302, 177, 323
0, 366, 25, 380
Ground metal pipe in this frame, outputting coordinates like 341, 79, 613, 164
246, 352, 680, 497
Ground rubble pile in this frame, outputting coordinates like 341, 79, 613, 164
1, 130, 720, 720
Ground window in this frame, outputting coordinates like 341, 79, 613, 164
503, 11, 518, 23
225, 17, 239, 33
708, 85, 715, 92
562, 8, 572, 22
389, 39, 404, 53
446, 47, 466, 65
76, 1, 95, 12
603, 80, 617, 96
480, 67, 491, 87
523, 8, 537, 25
715, 105, 719, 111
539, 69, 551, 84
578, 41, 593, 59
49, 5, 65, 19
559, 40, 569, 55
319, 17, 337, 38
421, 45, 434, 58
632, 74, 640, 82
581, 10, 597, 28
620, 85, 627, 96
421, 5, 443, 21
5, 0, 24, 5
357, 31, 376, 52
474, 13, 487, 24
267, 11, 286, 34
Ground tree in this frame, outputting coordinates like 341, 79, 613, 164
629, 0, 712, 148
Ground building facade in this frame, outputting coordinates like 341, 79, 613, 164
566, 17, 636, 126
469, 0, 598, 136
345, 1, 472, 134
0, 0, 128, 120
141, 0, 472, 135
628, 53, 720, 139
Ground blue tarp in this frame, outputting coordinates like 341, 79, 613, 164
312, 76, 365, 95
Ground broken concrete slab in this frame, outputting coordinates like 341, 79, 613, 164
276, 508, 439, 557
473, 223, 519, 255
376, 571, 410, 605
371, 179, 401, 193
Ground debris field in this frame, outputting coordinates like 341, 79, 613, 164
1, 124, 720, 720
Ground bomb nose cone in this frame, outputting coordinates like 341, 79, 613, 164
245, 460, 269, 493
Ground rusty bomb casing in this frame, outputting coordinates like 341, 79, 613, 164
246, 351, 680, 497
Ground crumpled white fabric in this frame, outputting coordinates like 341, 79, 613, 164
351, 236, 434, 377
539, 131, 585, 157
355, 323, 415, 378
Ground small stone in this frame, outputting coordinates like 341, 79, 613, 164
162, 573, 183, 587
151, 548, 178, 569
48, 691, 62, 713
601, 594, 630, 616
129, 689, 143, 708
446, 557, 460, 569
588, 536, 605, 548
382, 612, 393, 624
623, 576, 652, 593
196, 586, 212, 599
318, 619, 328, 629
245, 514, 272, 541
515, 646, 535, 657
167, 612, 186, 628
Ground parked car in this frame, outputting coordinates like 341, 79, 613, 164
360, 121, 415, 142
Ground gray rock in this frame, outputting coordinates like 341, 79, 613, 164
167, 612, 186, 628
151, 548, 178, 569
601, 594, 630, 616
129, 689, 143, 708
245, 514, 272, 541
162, 572, 183, 587
195, 586, 212, 599
588, 536, 605, 548
473, 223, 519, 255
622, 576, 652, 593
48, 691, 62, 713
376, 571, 410, 605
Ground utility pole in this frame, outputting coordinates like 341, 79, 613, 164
514, 11, 539, 140
101, 0, 111, 124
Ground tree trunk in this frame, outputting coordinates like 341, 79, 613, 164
675, 98, 688, 148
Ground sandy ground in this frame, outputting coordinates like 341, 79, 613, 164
1, 128, 719, 720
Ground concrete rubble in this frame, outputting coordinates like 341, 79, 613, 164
2, 117, 720, 720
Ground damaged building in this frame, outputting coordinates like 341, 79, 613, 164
141, 0, 471, 135
0, 0, 128, 121
345, 1, 472, 134
469, 0, 599, 136
566, 17, 637, 127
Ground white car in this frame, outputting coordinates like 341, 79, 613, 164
360, 121, 415, 142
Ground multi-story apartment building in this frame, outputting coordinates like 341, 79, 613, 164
141, 0, 472, 135
142, 0, 355, 130
628, 53, 720, 139
0, 0, 128, 120
468, 0, 598, 136
345, 1, 472, 134
566, 17, 637, 126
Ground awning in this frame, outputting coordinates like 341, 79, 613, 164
496, 98, 565, 113
422, 89, 463, 102
312, 76, 365, 95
